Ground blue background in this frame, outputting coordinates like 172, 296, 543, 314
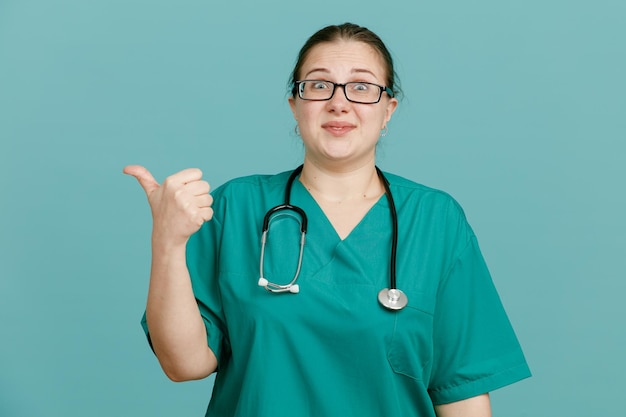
1, 0, 624, 415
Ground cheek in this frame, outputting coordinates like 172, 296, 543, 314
358, 108, 386, 127
296, 104, 321, 126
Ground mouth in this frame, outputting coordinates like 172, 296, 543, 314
322, 121, 356, 136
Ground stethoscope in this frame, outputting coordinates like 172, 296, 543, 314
257, 165, 408, 311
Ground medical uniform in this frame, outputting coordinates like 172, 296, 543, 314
142, 169, 531, 417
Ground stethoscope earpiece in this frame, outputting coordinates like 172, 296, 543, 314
258, 276, 300, 294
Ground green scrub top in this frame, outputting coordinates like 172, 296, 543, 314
142, 169, 531, 417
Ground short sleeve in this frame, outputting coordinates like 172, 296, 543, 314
428, 235, 531, 404
140, 212, 229, 366
186, 216, 229, 364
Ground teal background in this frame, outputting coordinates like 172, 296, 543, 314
1, 0, 624, 415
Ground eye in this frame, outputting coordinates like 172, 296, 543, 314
312, 81, 330, 90
352, 83, 370, 91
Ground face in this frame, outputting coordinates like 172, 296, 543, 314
289, 40, 398, 170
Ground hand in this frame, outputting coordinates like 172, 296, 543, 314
123, 165, 214, 245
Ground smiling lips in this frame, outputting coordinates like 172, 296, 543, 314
322, 121, 356, 136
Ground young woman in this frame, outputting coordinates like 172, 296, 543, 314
125, 23, 530, 417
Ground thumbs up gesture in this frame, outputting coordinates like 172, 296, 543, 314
123, 165, 214, 245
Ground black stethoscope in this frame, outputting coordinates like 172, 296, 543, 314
257, 165, 408, 311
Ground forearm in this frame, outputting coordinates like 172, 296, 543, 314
146, 238, 217, 381
434, 393, 491, 417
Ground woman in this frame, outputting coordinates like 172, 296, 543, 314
124, 23, 530, 417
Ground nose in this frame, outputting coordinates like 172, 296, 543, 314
326, 85, 351, 113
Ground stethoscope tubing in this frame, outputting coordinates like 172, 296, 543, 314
258, 165, 407, 309
259, 207, 307, 293
376, 166, 398, 291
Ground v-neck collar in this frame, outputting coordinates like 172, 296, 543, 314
290, 176, 390, 243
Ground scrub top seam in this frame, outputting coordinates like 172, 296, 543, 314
428, 360, 530, 395
383, 173, 458, 200
439, 234, 475, 286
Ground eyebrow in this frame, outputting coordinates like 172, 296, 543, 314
303, 67, 379, 80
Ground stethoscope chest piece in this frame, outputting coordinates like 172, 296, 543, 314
378, 288, 408, 310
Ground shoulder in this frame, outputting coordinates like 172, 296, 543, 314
208, 170, 295, 222
215, 170, 291, 192
382, 171, 466, 216
382, 171, 476, 262
193, 170, 294, 239
211, 170, 292, 200
382, 171, 474, 242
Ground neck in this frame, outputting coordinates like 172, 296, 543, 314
298, 159, 384, 203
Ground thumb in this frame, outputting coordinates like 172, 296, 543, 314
123, 165, 160, 195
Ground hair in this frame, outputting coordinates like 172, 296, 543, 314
288, 23, 402, 99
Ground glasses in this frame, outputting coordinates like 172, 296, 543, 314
296, 80, 394, 104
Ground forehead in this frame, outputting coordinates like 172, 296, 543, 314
300, 40, 387, 81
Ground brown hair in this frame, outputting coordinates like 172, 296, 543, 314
289, 23, 402, 99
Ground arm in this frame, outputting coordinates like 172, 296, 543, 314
125, 165, 217, 382
146, 238, 217, 381
434, 393, 491, 417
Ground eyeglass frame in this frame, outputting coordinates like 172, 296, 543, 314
294, 80, 395, 104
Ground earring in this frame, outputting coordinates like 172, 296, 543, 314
380, 126, 388, 137
294, 125, 300, 136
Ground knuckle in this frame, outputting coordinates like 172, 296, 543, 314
188, 168, 202, 178
162, 176, 175, 188
191, 211, 204, 227
181, 199, 192, 211
173, 187, 186, 200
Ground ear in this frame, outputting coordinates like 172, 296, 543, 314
383, 97, 398, 125
288, 96, 298, 120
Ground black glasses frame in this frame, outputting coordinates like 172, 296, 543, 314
295, 80, 394, 104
